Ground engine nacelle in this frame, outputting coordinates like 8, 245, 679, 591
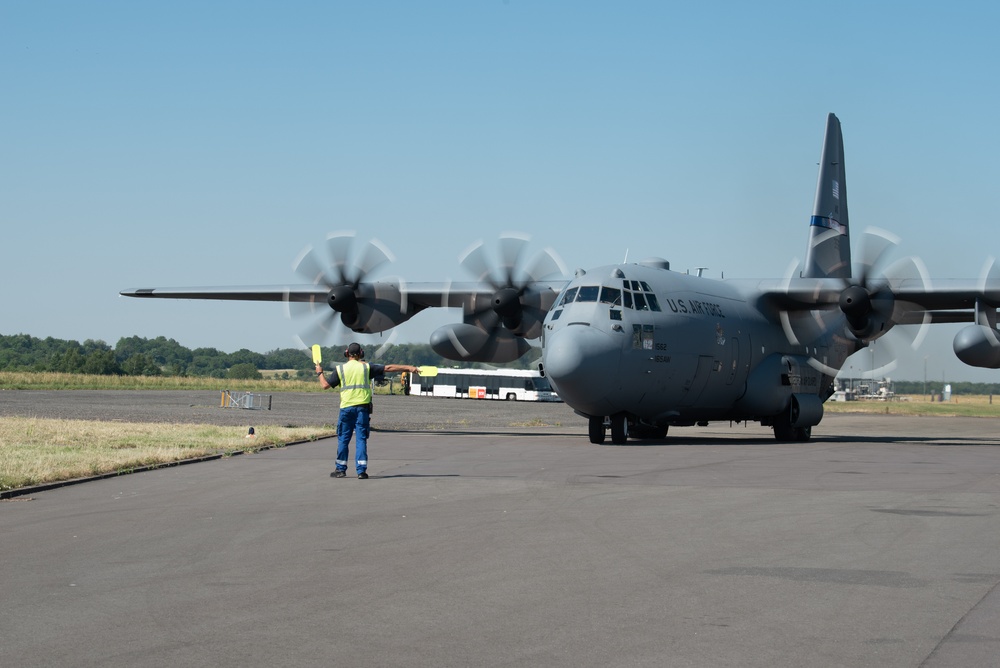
337, 282, 413, 333
953, 325, 1000, 369
430, 323, 531, 363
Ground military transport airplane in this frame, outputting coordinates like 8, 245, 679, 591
122, 114, 1000, 444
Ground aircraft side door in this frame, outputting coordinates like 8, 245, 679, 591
725, 336, 750, 386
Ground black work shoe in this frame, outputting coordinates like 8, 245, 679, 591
357, 472, 369, 479
331, 470, 347, 478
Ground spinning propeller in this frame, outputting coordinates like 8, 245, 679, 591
431, 233, 566, 362
781, 227, 931, 376
286, 232, 402, 351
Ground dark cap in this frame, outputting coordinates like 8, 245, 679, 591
346, 342, 363, 357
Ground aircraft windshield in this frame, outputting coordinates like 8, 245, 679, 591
600, 287, 622, 305
558, 287, 578, 306
551, 281, 662, 314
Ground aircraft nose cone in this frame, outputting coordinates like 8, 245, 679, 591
543, 327, 618, 410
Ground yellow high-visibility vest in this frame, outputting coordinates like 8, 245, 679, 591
336, 360, 373, 408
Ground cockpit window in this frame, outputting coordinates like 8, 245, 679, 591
576, 286, 600, 302
558, 287, 578, 306
600, 287, 621, 305
616, 278, 662, 311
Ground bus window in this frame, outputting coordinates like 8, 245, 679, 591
532, 376, 554, 391
417, 368, 561, 402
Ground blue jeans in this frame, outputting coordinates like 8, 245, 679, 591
336, 405, 370, 474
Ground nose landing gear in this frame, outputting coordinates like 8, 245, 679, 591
588, 414, 630, 445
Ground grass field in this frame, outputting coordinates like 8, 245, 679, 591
3, 373, 999, 494
0, 417, 335, 493
824, 395, 1000, 417
0, 371, 403, 394
0, 371, 321, 392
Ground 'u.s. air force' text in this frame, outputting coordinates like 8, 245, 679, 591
664, 299, 725, 317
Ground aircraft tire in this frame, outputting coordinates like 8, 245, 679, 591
772, 416, 795, 442
610, 413, 629, 445
794, 426, 812, 442
588, 416, 606, 444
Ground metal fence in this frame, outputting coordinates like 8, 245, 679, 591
220, 390, 272, 410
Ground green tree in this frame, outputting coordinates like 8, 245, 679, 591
54, 345, 84, 373
81, 349, 123, 376
122, 353, 161, 376
227, 363, 262, 380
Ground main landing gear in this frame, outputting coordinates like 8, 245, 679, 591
771, 407, 812, 442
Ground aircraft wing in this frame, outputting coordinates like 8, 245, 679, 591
755, 277, 1000, 321
122, 280, 568, 362
121, 282, 516, 308
121, 285, 329, 302
752, 275, 1000, 368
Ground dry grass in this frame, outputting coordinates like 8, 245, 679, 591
0, 371, 401, 394
0, 417, 334, 491
824, 394, 1000, 418
0, 371, 320, 392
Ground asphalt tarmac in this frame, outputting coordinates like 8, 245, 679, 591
3, 393, 1000, 667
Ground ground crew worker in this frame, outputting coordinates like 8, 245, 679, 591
316, 342, 419, 479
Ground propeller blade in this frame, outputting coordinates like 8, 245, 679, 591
353, 238, 395, 285
292, 244, 333, 286
459, 241, 495, 285
325, 231, 356, 285
372, 329, 399, 361
497, 234, 530, 284
853, 227, 900, 285
286, 232, 398, 346
779, 226, 932, 374
522, 246, 568, 283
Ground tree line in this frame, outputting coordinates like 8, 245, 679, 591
0, 333, 534, 380
7, 333, 998, 394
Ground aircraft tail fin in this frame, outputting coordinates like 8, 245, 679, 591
802, 113, 851, 279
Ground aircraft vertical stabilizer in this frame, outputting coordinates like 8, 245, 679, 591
803, 113, 851, 279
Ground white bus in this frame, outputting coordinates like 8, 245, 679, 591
415, 368, 561, 402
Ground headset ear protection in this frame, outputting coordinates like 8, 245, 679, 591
344, 344, 365, 359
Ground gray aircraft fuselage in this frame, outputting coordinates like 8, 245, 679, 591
541, 261, 855, 429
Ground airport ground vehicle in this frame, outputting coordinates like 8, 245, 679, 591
415, 368, 561, 402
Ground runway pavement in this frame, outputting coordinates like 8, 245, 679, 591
3, 407, 1000, 667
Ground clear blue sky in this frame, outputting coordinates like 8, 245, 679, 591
3, 1, 999, 382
